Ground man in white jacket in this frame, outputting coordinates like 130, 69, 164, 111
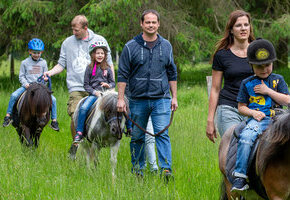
44, 15, 114, 138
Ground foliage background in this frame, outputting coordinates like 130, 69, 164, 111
0, 0, 289, 70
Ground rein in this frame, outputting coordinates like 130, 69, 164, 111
37, 75, 52, 90
122, 111, 174, 137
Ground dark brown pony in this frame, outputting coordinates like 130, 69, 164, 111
219, 111, 290, 200
12, 83, 52, 147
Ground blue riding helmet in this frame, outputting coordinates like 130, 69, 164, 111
28, 38, 45, 51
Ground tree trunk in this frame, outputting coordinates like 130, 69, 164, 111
10, 53, 15, 80
276, 37, 288, 68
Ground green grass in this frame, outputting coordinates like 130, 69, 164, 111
0, 61, 288, 199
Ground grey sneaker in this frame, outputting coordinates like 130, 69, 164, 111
50, 121, 60, 131
3, 116, 12, 127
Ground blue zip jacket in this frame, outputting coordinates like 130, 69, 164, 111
118, 33, 177, 99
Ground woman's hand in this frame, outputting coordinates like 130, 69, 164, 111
206, 121, 217, 143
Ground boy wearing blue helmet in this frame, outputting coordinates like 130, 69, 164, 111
3, 38, 60, 131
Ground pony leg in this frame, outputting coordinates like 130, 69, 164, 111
110, 140, 120, 180
87, 142, 99, 168
34, 127, 42, 148
23, 125, 33, 146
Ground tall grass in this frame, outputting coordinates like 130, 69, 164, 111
0, 61, 288, 199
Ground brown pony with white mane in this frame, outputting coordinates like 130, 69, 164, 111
12, 83, 52, 147
219, 110, 290, 200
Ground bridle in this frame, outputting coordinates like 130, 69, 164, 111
105, 113, 123, 140
122, 111, 174, 137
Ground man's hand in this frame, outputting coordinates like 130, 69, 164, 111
117, 98, 126, 113
254, 80, 270, 95
43, 71, 51, 81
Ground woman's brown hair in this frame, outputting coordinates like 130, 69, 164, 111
211, 10, 255, 61
89, 47, 109, 70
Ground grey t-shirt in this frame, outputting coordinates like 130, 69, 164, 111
19, 56, 48, 87
58, 29, 113, 93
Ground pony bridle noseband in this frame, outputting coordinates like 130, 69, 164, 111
105, 113, 123, 140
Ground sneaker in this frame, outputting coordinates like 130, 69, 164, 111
68, 143, 79, 160
73, 132, 84, 143
231, 178, 249, 192
3, 116, 12, 127
50, 121, 60, 131
161, 168, 174, 183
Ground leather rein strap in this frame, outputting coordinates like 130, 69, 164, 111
122, 111, 174, 137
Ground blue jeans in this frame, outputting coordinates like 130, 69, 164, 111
145, 116, 158, 171
234, 117, 272, 178
7, 86, 57, 120
129, 98, 172, 171
216, 105, 246, 137
76, 95, 98, 133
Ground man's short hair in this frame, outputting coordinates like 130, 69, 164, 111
141, 9, 160, 22
71, 15, 88, 28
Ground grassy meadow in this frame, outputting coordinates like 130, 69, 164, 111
0, 61, 289, 200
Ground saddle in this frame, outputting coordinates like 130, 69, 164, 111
225, 121, 268, 199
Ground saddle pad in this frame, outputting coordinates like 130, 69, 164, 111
225, 122, 268, 199
225, 121, 257, 184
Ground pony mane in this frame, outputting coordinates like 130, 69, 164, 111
98, 91, 129, 114
257, 110, 290, 176
21, 83, 52, 123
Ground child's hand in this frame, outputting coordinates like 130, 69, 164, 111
101, 82, 110, 88
94, 91, 101, 97
254, 80, 270, 95
252, 110, 266, 121
25, 84, 30, 89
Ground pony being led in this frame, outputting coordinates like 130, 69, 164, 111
12, 83, 52, 147
70, 91, 128, 178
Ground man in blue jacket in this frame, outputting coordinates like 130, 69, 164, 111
117, 9, 178, 178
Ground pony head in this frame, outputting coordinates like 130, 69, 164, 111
22, 83, 52, 127
99, 91, 129, 139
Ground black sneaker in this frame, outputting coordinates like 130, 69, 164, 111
50, 121, 60, 131
3, 116, 12, 127
231, 178, 249, 192
68, 143, 79, 160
